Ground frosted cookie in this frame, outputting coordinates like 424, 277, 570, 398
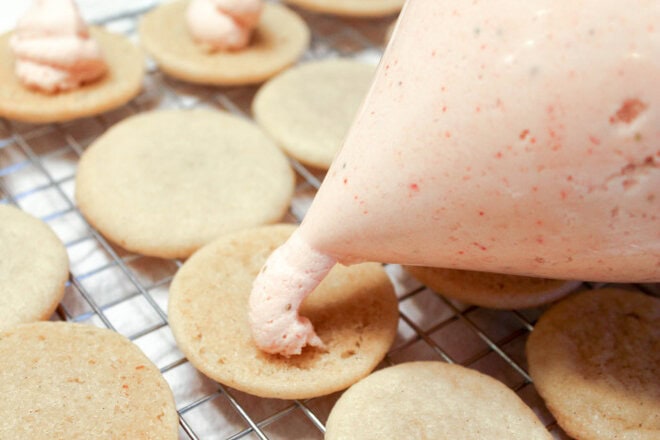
325, 361, 552, 439
139, 0, 310, 86
527, 288, 660, 440
0, 322, 178, 438
0, 205, 68, 332
253, 59, 374, 169
284, 0, 405, 18
404, 266, 580, 309
75, 110, 294, 259
0, 28, 143, 123
168, 224, 399, 399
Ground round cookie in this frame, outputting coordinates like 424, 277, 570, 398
253, 59, 374, 169
284, 0, 405, 18
0, 28, 144, 123
168, 224, 399, 399
527, 288, 660, 440
0, 322, 178, 438
139, 1, 310, 86
325, 361, 552, 439
385, 20, 397, 44
404, 266, 581, 309
0, 205, 68, 331
75, 110, 294, 259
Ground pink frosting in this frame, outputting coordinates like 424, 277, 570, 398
186, 0, 263, 52
249, 230, 337, 357
9, 0, 107, 93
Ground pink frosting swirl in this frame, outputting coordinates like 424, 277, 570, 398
10, 0, 107, 93
249, 230, 337, 357
186, 0, 263, 52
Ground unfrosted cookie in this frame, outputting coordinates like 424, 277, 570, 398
139, 1, 309, 86
285, 0, 404, 17
168, 224, 399, 399
0, 322, 178, 438
385, 20, 397, 44
75, 110, 294, 259
0, 28, 144, 123
527, 288, 660, 440
404, 266, 581, 309
253, 59, 374, 169
0, 205, 68, 331
325, 361, 552, 439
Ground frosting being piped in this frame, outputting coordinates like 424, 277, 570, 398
248, 0, 660, 358
186, 0, 263, 52
249, 229, 336, 356
10, 0, 107, 93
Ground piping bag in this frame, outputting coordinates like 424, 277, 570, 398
249, 0, 660, 356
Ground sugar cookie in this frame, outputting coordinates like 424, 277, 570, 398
139, 1, 310, 86
405, 266, 580, 309
168, 224, 399, 399
0, 28, 144, 123
253, 59, 374, 169
325, 361, 552, 439
527, 288, 660, 440
0, 322, 178, 439
75, 110, 294, 259
284, 0, 405, 18
0, 205, 68, 331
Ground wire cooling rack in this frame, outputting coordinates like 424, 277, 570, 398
1, 2, 658, 439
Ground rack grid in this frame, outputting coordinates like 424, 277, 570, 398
1, 3, 657, 439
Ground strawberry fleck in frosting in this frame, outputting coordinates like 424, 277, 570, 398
10, 0, 107, 93
186, 0, 263, 52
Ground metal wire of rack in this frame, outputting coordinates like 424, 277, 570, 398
1, 2, 658, 439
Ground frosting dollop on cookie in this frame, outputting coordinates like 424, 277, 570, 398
186, 0, 263, 51
10, 0, 107, 93
249, 229, 336, 356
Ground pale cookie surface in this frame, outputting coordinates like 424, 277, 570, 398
0, 322, 178, 439
139, 1, 310, 86
168, 224, 399, 399
405, 266, 581, 309
285, 0, 404, 17
0, 205, 68, 332
75, 110, 294, 259
253, 59, 374, 169
385, 20, 397, 44
0, 28, 143, 123
325, 361, 552, 439
527, 288, 660, 440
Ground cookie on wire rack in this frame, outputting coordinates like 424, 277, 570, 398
404, 266, 581, 309
253, 59, 375, 170
325, 361, 552, 439
75, 109, 295, 259
0, 204, 69, 332
284, 0, 405, 18
139, 0, 310, 86
168, 224, 399, 399
0, 322, 178, 439
0, 28, 144, 123
527, 288, 660, 440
